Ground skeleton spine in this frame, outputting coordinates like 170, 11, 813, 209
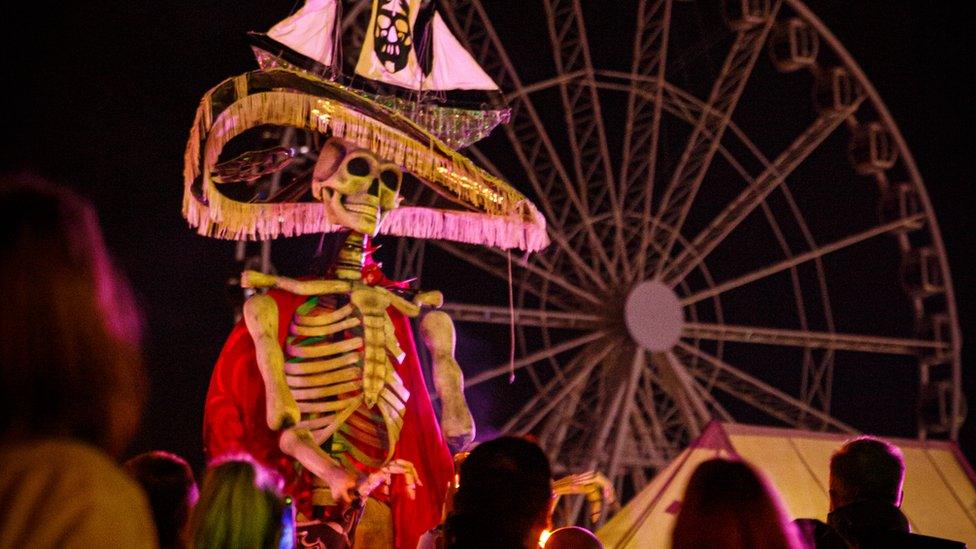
335, 232, 366, 281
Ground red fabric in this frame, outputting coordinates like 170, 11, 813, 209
203, 288, 453, 549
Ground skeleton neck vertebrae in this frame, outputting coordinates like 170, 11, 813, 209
334, 231, 367, 281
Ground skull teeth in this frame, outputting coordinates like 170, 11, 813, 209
344, 203, 378, 217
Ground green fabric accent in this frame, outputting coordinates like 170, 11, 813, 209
295, 296, 319, 315
293, 335, 326, 347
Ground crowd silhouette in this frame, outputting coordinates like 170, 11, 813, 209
1, 177, 967, 548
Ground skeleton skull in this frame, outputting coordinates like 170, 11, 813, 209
312, 137, 402, 236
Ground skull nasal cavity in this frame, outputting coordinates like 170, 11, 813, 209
348, 157, 371, 176
369, 178, 381, 195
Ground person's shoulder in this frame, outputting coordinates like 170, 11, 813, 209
4, 438, 136, 488
0, 438, 157, 548
792, 517, 846, 549
862, 531, 967, 549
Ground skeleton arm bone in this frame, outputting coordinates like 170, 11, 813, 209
242, 270, 351, 296
420, 311, 475, 453
279, 427, 358, 504
386, 290, 443, 319
243, 294, 300, 430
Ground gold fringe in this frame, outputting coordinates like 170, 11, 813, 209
182, 69, 549, 250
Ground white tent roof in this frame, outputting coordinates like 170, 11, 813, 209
597, 422, 976, 548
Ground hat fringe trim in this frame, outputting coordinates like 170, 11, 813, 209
182, 70, 548, 251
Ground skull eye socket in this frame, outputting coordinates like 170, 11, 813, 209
380, 169, 400, 189
347, 157, 371, 177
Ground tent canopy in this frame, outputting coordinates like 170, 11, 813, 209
598, 421, 976, 548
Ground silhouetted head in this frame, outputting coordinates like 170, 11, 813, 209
544, 526, 603, 549
0, 174, 144, 456
672, 458, 801, 549
189, 454, 291, 549
829, 436, 905, 511
125, 451, 199, 549
445, 436, 553, 548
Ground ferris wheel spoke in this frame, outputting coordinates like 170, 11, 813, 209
440, 1, 617, 285
637, 370, 671, 452
339, 1, 371, 32
503, 342, 616, 435
650, 352, 713, 437
675, 341, 855, 432
542, 0, 628, 281
439, 303, 601, 330
502, 90, 618, 282
603, 349, 648, 494
466, 145, 508, 181
662, 102, 863, 285
686, 370, 734, 423
628, 403, 668, 468
646, 2, 781, 277
682, 323, 948, 356
622, 0, 673, 284
466, 330, 608, 388
499, 349, 592, 437
432, 241, 593, 308
619, 0, 672, 198
681, 213, 926, 306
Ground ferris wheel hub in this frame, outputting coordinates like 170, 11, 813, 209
624, 280, 684, 352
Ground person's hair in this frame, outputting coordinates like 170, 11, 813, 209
445, 436, 553, 548
830, 436, 905, 506
188, 454, 288, 549
544, 526, 603, 549
672, 458, 802, 549
125, 451, 199, 549
0, 174, 144, 456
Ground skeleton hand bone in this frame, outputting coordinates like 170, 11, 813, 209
552, 471, 618, 523
358, 459, 421, 500
413, 290, 444, 309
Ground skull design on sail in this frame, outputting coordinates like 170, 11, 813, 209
373, 0, 412, 73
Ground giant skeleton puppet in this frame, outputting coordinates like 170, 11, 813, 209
182, 1, 547, 547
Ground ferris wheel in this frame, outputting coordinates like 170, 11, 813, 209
339, 0, 962, 525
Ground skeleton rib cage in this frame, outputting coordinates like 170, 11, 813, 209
285, 294, 410, 501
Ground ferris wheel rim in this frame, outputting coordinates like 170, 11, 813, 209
371, 1, 965, 521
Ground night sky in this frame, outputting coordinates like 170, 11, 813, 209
1, 1, 973, 478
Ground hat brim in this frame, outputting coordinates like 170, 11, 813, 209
183, 68, 548, 251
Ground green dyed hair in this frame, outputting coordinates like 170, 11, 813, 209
189, 456, 287, 549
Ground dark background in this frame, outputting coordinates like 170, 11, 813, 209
1, 1, 972, 478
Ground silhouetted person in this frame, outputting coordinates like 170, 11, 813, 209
0, 175, 155, 548
444, 436, 553, 548
672, 458, 803, 549
126, 451, 200, 549
795, 436, 966, 548
544, 526, 603, 549
188, 454, 293, 549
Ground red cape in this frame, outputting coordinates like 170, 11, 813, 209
203, 289, 453, 549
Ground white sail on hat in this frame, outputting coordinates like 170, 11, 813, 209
182, 0, 548, 252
